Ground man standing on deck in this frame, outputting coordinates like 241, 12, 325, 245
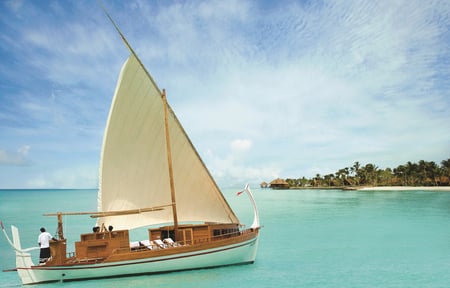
38, 227, 54, 263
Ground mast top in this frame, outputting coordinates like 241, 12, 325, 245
98, 1, 162, 95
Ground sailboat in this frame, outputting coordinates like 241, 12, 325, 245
1, 8, 260, 286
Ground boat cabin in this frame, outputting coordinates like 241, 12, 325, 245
74, 230, 130, 260
149, 223, 240, 246
46, 222, 241, 266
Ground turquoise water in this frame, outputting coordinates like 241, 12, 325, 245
1, 188, 449, 287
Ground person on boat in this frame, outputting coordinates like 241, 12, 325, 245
38, 227, 56, 263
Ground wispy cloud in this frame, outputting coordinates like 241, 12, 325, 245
25, 165, 98, 189
0, 145, 30, 166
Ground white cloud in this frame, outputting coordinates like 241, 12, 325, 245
0, 146, 30, 166
204, 138, 280, 187
230, 139, 252, 152
26, 165, 98, 189
17, 145, 30, 156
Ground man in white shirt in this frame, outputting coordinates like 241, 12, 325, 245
38, 227, 54, 263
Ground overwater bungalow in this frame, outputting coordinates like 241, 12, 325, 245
269, 178, 290, 189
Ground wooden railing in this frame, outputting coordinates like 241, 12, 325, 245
117, 227, 258, 254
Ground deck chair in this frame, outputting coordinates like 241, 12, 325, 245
139, 240, 153, 250
163, 238, 178, 247
154, 239, 167, 249
130, 241, 141, 250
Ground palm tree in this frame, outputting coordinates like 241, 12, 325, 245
379, 168, 393, 186
418, 160, 427, 184
324, 174, 332, 186
314, 174, 322, 187
353, 161, 361, 185
335, 168, 348, 186
405, 161, 419, 185
362, 163, 378, 185
424, 161, 439, 186
286, 178, 296, 187
394, 165, 407, 186
441, 159, 450, 176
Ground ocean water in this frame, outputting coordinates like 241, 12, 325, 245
1, 188, 449, 287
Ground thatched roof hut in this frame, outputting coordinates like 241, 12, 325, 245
260, 182, 268, 188
269, 178, 289, 189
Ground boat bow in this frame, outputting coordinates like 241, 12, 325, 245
239, 184, 261, 229
1, 221, 39, 284
1, 221, 39, 254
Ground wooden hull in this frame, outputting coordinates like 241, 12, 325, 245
16, 230, 259, 285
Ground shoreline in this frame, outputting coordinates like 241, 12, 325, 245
288, 186, 450, 191
356, 186, 450, 191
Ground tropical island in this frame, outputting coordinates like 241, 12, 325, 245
262, 158, 450, 190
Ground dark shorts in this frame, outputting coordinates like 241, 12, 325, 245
39, 247, 51, 263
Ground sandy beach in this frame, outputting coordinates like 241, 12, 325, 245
357, 186, 450, 191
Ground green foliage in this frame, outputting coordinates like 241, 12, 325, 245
287, 158, 450, 187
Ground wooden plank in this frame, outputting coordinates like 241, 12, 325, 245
43, 205, 171, 218
104, 228, 259, 263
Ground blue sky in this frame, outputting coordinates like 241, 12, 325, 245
0, 0, 449, 189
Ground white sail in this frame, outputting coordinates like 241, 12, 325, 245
98, 54, 239, 230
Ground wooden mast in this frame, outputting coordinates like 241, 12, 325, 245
57, 213, 64, 240
162, 89, 179, 238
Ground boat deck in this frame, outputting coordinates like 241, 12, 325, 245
44, 224, 259, 267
